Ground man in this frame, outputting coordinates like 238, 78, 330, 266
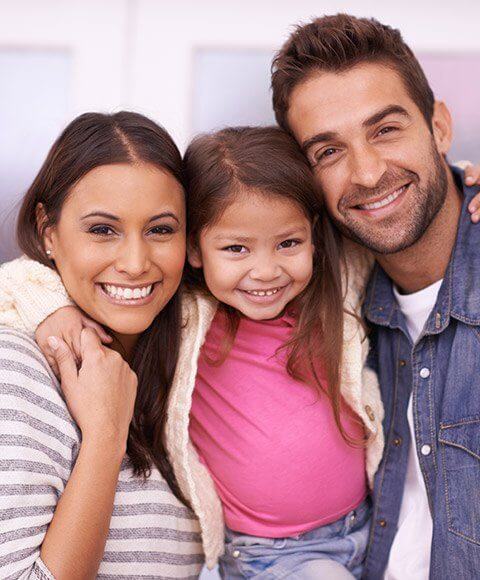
271, 14, 480, 579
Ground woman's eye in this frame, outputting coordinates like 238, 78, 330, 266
223, 245, 247, 254
278, 239, 301, 249
89, 225, 116, 236
149, 225, 174, 235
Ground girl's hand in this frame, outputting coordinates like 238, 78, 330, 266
465, 164, 480, 222
47, 328, 137, 447
36, 306, 112, 376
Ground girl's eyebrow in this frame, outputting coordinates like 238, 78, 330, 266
80, 211, 179, 223
212, 234, 253, 242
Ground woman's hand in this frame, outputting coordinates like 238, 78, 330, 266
465, 164, 480, 222
47, 328, 137, 447
36, 305, 112, 376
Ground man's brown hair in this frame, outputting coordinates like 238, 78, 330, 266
271, 13, 434, 131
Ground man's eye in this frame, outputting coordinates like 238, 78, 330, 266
89, 225, 115, 236
314, 147, 338, 164
377, 126, 397, 136
223, 245, 247, 253
278, 239, 300, 249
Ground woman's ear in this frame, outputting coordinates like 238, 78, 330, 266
432, 100, 453, 156
35, 203, 55, 257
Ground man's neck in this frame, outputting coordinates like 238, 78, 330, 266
375, 169, 463, 294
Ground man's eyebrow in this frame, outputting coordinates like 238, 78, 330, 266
301, 131, 337, 153
80, 211, 179, 223
301, 105, 410, 152
363, 105, 410, 128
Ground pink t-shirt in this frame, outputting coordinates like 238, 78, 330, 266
189, 310, 367, 538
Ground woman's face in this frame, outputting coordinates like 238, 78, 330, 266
44, 162, 186, 341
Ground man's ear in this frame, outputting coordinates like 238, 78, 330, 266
187, 238, 203, 269
432, 100, 453, 156
35, 203, 55, 256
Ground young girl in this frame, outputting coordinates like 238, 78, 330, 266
1, 127, 480, 578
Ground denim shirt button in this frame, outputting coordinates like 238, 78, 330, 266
393, 437, 402, 446
421, 444, 432, 456
419, 367, 430, 379
232, 550, 240, 558
378, 519, 387, 527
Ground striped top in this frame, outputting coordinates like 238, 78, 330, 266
0, 327, 204, 579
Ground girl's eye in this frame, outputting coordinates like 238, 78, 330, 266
278, 239, 301, 249
149, 225, 174, 235
89, 225, 116, 236
223, 245, 247, 254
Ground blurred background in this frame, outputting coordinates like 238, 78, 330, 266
1, 0, 480, 263
1, 1, 479, 577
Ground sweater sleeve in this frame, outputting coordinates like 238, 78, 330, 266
0, 328, 77, 578
0, 257, 72, 336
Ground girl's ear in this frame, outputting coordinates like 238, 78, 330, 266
187, 238, 203, 268
35, 203, 55, 257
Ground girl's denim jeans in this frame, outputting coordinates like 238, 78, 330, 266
219, 498, 371, 579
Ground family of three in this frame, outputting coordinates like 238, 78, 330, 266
1, 13, 480, 580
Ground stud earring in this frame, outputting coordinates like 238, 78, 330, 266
46, 249, 52, 257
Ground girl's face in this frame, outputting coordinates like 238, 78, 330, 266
43, 162, 186, 342
189, 191, 315, 320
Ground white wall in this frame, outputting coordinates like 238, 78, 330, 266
128, 0, 480, 149
2, 0, 478, 150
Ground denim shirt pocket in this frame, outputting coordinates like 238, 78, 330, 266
438, 417, 480, 545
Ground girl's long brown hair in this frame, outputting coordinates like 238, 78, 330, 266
16, 111, 189, 505
184, 126, 355, 444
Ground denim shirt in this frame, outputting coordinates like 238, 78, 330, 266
362, 167, 480, 580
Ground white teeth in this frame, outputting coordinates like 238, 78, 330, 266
360, 185, 406, 211
102, 284, 154, 301
245, 288, 280, 296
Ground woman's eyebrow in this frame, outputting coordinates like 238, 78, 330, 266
80, 211, 179, 223
148, 212, 179, 224
81, 211, 120, 221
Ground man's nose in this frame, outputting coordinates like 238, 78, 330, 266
349, 143, 387, 189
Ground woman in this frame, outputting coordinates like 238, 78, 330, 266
0, 111, 204, 578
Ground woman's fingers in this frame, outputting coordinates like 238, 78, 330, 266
79, 327, 104, 359
81, 316, 113, 344
46, 336, 78, 390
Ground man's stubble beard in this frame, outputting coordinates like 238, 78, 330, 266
328, 140, 448, 255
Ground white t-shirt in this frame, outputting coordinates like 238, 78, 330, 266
385, 279, 443, 580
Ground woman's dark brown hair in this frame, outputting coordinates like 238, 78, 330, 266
184, 126, 355, 443
16, 111, 188, 505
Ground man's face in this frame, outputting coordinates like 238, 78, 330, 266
287, 63, 450, 254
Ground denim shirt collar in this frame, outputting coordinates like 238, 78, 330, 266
364, 166, 480, 332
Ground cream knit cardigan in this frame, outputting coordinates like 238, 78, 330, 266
0, 245, 384, 569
